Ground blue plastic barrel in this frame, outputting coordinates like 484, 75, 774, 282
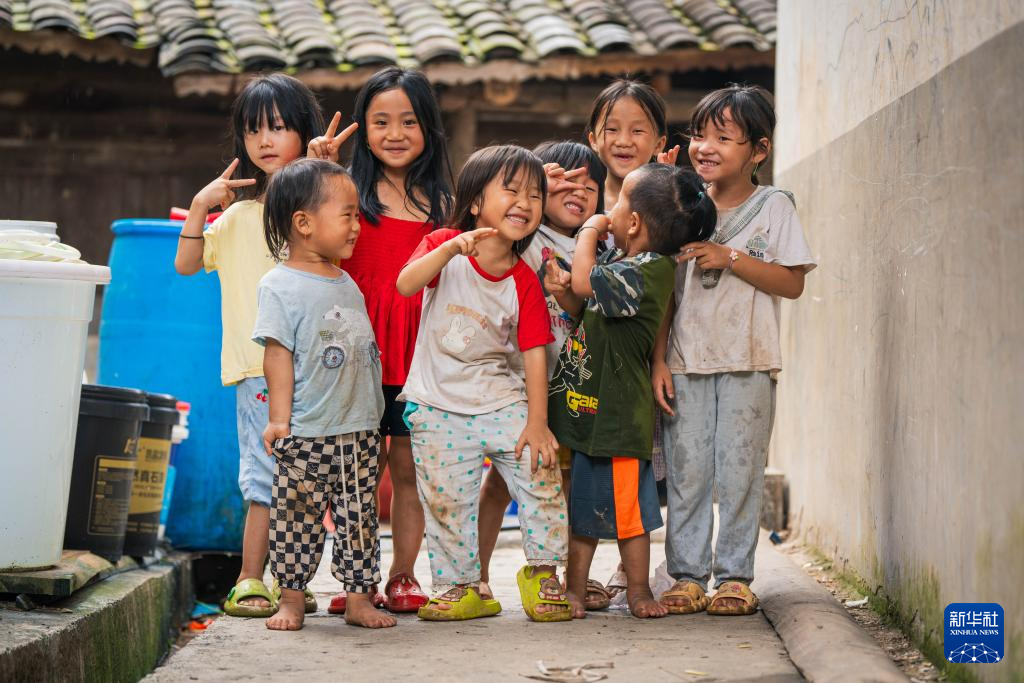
99, 219, 243, 551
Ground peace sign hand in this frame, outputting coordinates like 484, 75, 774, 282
543, 162, 587, 193
542, 255, 571, 295
446, 227, 498, 257
657, 144, 681, 165
307, 111, 359, 162
193, 158, 257, 212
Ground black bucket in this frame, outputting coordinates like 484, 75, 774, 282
64, 385, 149, 562
123, 393, 178, 557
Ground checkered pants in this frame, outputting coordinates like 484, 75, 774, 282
269, 430, 382, 593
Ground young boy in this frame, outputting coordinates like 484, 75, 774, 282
544, 163, 716, 618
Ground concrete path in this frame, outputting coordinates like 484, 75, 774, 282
148, 529, 801, 682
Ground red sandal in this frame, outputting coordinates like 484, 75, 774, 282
326, 588, 387, 614
384, 573, 429, 613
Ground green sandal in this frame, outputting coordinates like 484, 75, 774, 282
270, 580, 318, 614
516, 566, 572, 622
224, 578, 277, 618
417, 586, 502, 621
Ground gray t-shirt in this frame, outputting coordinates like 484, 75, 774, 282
252, 264, 384, 437
666, 186, 817, 375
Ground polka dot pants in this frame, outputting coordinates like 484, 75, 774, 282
405, 400, 568, 592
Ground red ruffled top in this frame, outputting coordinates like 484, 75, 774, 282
341, 213, 434, 386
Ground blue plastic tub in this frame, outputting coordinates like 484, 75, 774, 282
98, 219, 243, 551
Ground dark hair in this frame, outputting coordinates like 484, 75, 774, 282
532, 140, 607, 216
585, 78, 668, 143
451, 145, 547, 256
628, 164, 717, 255
350, 67, 454, 228
230, 74, 326, 198
688, 84, 776, 185
263, 158, 353, 261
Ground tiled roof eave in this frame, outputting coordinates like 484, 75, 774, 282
172, 46, 776, 97
0, 25, 155, 68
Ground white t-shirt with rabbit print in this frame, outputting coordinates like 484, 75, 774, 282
400, 229, 553, 415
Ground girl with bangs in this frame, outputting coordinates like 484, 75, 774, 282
310, 66, 455, 615
395, 145, 573, 623
653, 85, 816, 617
174, 73, 346, 619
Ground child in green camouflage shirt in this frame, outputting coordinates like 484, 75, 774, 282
543, 163, 716, 618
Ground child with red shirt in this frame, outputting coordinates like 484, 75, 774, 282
314, 67, 454, 613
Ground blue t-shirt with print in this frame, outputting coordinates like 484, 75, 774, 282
252, 264, 384, 437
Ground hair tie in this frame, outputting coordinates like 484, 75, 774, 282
697, 191, 705, 200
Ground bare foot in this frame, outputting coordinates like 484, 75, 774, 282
711, 597, 746, 610
627, 588, 668, 619
266, 589, 304, 630
345, 593, 397, 628
563, 589, 587, 619
477, 581, 493, 600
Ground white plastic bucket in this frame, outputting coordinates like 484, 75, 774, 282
0, 260, 111, 570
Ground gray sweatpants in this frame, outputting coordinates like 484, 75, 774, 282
663, 371, 775, 589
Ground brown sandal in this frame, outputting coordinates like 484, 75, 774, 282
707, 581, 759, 616
584, 579, 611, 610
659, 580, 710, 614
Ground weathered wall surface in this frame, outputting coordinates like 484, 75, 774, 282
773, 2, 1023, 679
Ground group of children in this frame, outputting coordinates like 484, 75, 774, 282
173, 67, 815, 631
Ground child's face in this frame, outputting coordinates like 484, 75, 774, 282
472, 168, 544, 246
544, 168, 600, 235
366, 88, 426, 172
688, 107, 767, 186
302, 175, 361, 261
589, 97, 666, 181
244, 106, 303, 176
607, 170, 642, 252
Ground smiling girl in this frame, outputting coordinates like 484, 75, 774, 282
396, 145, 572, 623
653, 84, 817, 617
317, 67, 455, 615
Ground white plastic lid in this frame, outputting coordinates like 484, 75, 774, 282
0, 259, 110, 284
0, 220, 59, 238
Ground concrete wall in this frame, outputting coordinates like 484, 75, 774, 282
772, 2, 1024, 679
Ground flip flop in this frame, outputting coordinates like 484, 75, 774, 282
660, 580, 710, 614
516, 566, 572, 622
707, 581, 759, 616
270, 580, 318, 614
224, 578, 277, 618
584, 579, 611, 610
605, 567, 627, 599
417, 586, 502, 621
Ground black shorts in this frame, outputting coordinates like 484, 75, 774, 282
380, 385, 410, 438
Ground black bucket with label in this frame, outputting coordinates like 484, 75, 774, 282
123, 393, 178, 557
64, 385, 149, 562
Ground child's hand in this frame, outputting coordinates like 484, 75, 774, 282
679, 241, 731, 270
515, 422, 560, 473
651, 361, 676, 416
657, 145, 681, 165
543, 162, 587, 193
307, 111, 359, 162
446, 227, 498, 257
193, 159, 257, 211
580, 213, 611, 238
543, 256, 571, 295
262, 421, 290, 455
